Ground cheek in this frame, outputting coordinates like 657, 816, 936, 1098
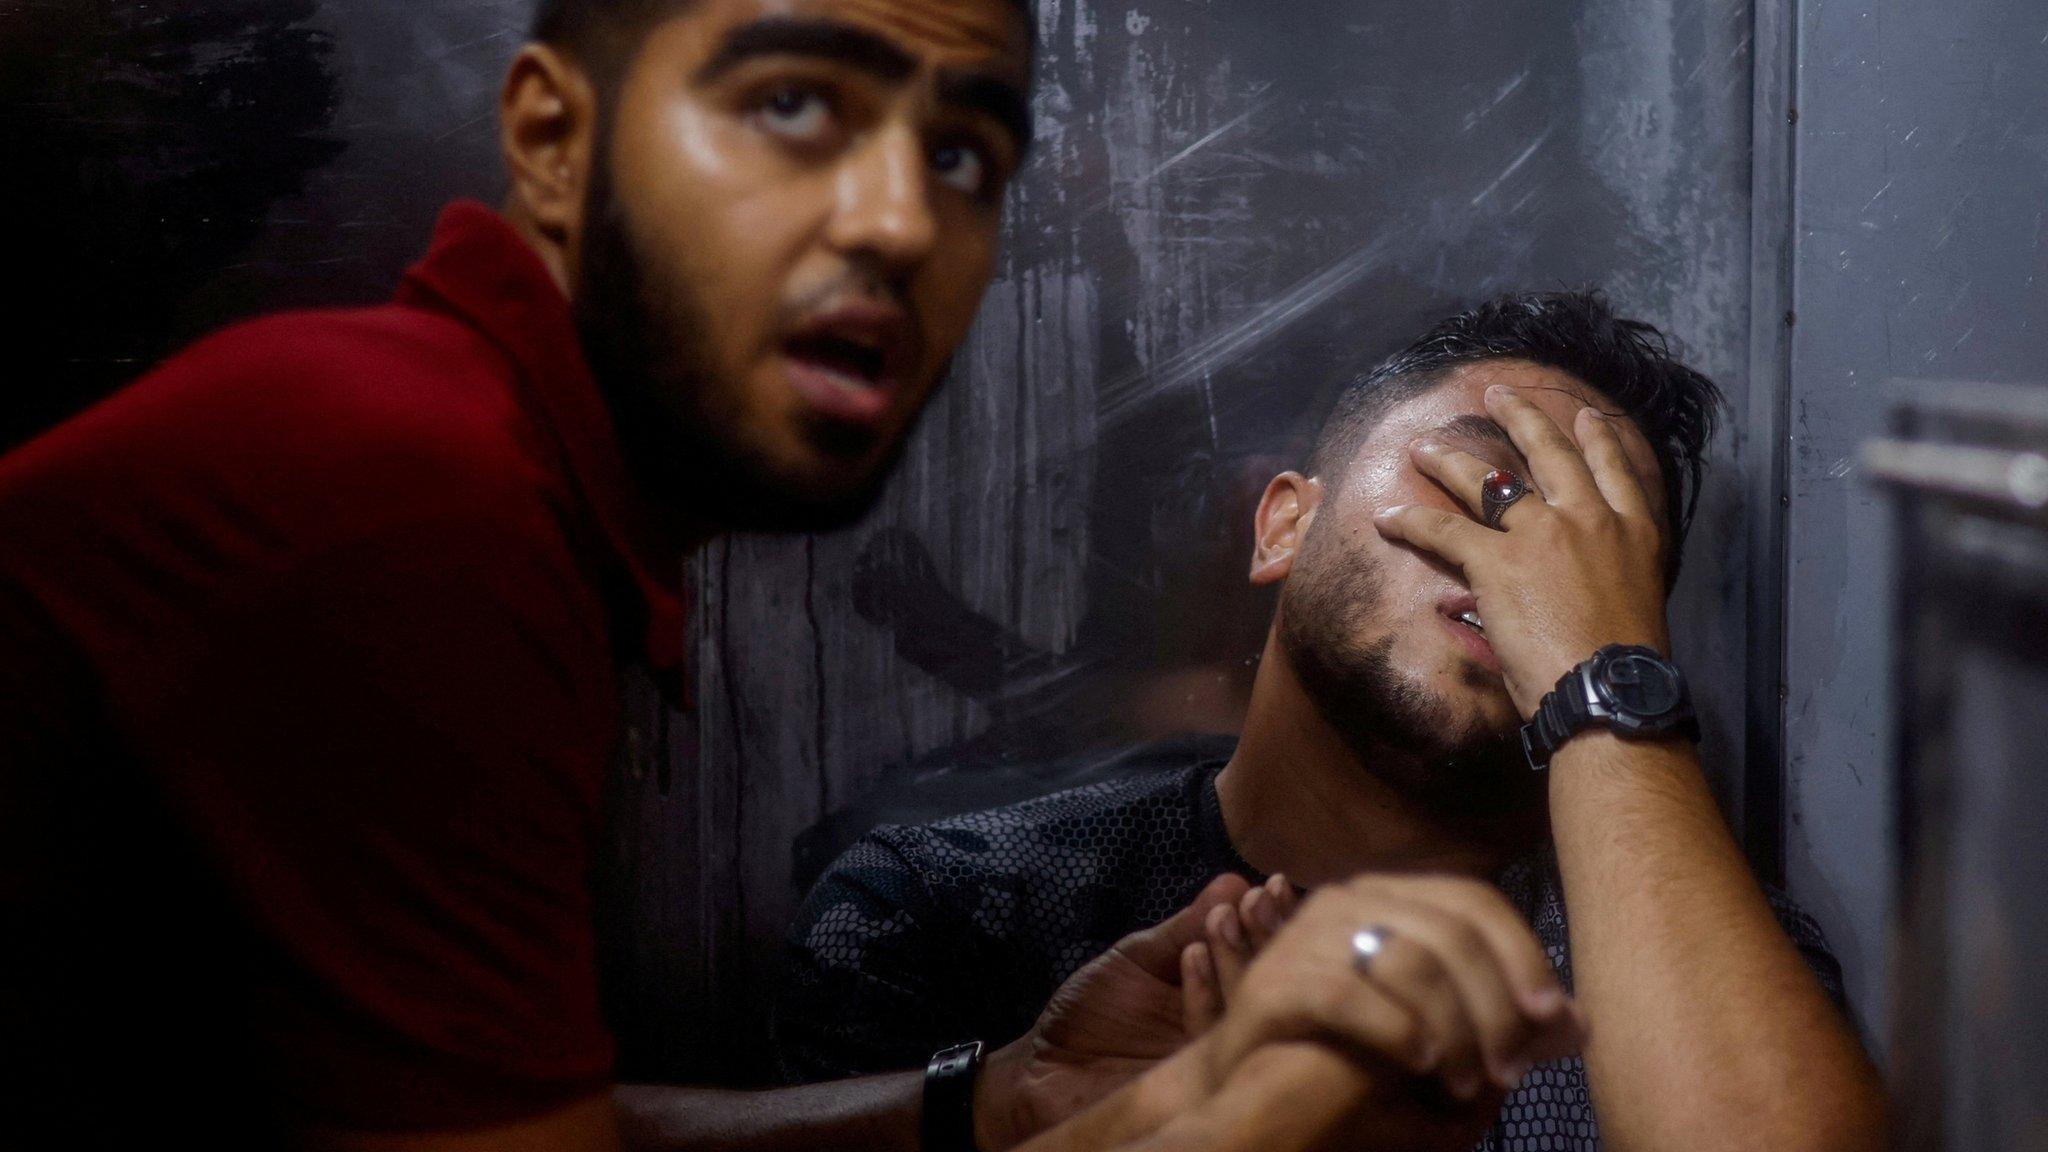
626, 104, 825, 350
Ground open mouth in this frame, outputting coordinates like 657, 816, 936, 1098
1451, 608, 1485, 634
783, 331, 888, 390
778, 302, 918, 428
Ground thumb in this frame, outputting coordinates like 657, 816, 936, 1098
1118, 873, 1255, 979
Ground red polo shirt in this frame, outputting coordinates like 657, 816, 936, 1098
0, 203, 685, 1140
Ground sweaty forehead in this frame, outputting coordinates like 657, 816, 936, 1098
1362, 360, 1670, 528
693, 0, 1031, 74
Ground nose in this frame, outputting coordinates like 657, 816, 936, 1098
825, 121, 939, 278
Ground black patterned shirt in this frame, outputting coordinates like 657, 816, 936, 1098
775, 747, 1844, 1151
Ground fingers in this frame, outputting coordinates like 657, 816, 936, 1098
1574, 405, 1656, 523
1269, 875, 1299, 921
1402, 878, 1570, 1020
1372, 504, 1485, 567
1483, 385, 1601, 507
1239, 875, 1291, 950
1205, 874, 1586, 1104
1408, 438, 1525, 526
1205, 903, 1254, 998
1212, 874, 1299, 998
1367, 895, 1574, 1096
1351, 927, 1486, 1097
1125, 874, 1254, 979
1183, 942, 1224, 1036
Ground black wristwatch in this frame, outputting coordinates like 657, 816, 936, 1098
922, 1040, 984, 1152
1520, 644, 1699, 770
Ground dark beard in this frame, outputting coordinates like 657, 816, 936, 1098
1277, 524, 1541, 820
571, 137, 906, 534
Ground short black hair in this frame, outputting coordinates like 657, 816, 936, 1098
530, 1, 715, 92
1304, 290, 1724, 580
531, 0, 1035, 91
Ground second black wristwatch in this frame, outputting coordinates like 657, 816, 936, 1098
1520, 644, 1699, 770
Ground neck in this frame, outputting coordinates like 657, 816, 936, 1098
1215, 631, 1538, 889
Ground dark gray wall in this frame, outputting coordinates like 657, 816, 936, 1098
1777, 0, 2048, 1049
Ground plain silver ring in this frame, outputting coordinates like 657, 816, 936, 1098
1350, 925, 1392, 975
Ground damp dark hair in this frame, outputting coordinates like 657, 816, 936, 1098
531, 0, 1035, 90
1305, 290, 1724, 582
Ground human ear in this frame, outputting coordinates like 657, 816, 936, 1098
499, 43, 600, 249
1249, 472, 1321, 586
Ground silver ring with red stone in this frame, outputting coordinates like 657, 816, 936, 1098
1480, 468, 1531, 529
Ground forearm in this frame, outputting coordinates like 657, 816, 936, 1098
611, 1046, 1198, 1152
614, 1072, 921, 1152
1546, 732, 1887, 1151
1014, 1041, 1373, 1152
1009, 1045, 1202, 1152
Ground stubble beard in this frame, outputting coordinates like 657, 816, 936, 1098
1276, 523, 1541, 819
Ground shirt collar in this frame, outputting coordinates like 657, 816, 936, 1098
394, 200, 687, 682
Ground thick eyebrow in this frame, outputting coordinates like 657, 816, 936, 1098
694, 17, 917, 85
1433, 413, 1520, 454
936, 69, 1034, 154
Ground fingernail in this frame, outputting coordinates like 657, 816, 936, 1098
1219, 910, 1244, 948
1486, 384, 1509, 399
1527, 987, 1566, 1016
1259, 898, 1282, 932
1412, 436, 1443, 454
1450, 1071, 1483, 1100
1376, 504, 1408, 519
1496, 1060, 1532, 1089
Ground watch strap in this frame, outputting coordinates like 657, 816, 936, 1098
1521, 645, 1697, 770
922, 1040, 984, 1152
1522, 664, 1589, 770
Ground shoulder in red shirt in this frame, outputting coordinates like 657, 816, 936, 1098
0, 203, 684, 1141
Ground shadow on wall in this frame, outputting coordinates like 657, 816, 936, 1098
0, 1, 343, 451
791, 275, 1464, 893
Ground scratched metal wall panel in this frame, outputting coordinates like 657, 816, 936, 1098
1781, 0, 2048, 1053
619, 0, 1767, 1082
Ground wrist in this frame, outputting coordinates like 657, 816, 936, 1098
1130, 1043, 1211, 1127
1512, 631, 1672, 719
1544, 728, 1701, 796
924, 1041, 987, 1152
1519, 642, 1694, 770
972, 1038, 1031, 1152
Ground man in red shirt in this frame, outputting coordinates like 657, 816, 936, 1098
0, 0, 1585, 1148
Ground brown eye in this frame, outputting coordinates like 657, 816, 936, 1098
758, 86, 832, 141
931, 141, 989, 195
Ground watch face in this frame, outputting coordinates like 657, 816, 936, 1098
1600, 651, 1682, 716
